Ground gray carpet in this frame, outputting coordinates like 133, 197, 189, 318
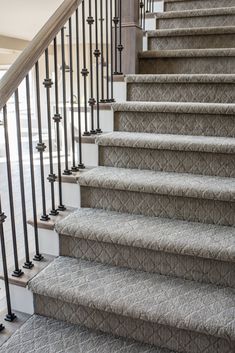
1, 315, 172, 353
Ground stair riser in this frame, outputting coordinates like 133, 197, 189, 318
114, 111, 235, 137
139, 57, 235, 74
165, 0, 235, 12
81, 187, 235, 226
127, 82, 235, 103
148, 33, 235, 50
60, 235, 235, 288
99, 146, 235, 177
156, 15, 235, 29
35, 294, 235, 353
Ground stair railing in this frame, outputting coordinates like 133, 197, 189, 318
0, 0, 154, 328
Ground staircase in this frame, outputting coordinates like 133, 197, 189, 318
1, 0, 235, 352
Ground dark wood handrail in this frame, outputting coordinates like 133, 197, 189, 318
0, 0, 80, 110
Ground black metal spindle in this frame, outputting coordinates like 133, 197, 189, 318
143, 0, 146, 29
146, 0, 149, 12
152, 0, 154, 12
100, 0, 105, 102
113, 0, 119, 74
68, 18, 78, 171
15, 89, 34, 269
44, 49, 58, 215
140, 1, 144, 29
3, 106, 23, 277
53, 38, 66, 211
105, 0, 110, 101
94, 0, 102, 132
0, 195, 16, 322
75, 9, 85, 168
35, 61, 50, 221
87, 0, 96, 134
109, 0, 115, 102
25, 75, 43, 261
61, 27, 72, 174
118, 0, 123, 73
81, 0, 90, 135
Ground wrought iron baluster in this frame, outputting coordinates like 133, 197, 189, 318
53, 38, 66, 211
44, 48, 58, 215
109, 0, 115, 102
68, 17, 78, 171
87, 0, 96, 134
75, 9, 85, 168
25, 75, 43, 261
0, 195, 16, 322
3, 105, 23, 276
35, 61, 50, 221
15, 89, 34, 269
100, 0, 105, 102
113, 0, 119, 74
105, 0, 110, 101
94, 0, 102, 133
81, 0, 90, 135
118, 0, 123, 73
61, 27, 72, 174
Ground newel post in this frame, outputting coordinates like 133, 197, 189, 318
119, 0, 143, 75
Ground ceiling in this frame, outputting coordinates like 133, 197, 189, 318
0, 0, 64, 40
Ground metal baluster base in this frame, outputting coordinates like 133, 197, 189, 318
40, 214, 50, 222
58, 205, 66, 211
33, 254, 44, 262
12, 269, 24, 278
63, 170, 72, 176
0, 324, 4, 331
71, 166, 79, 172
5, 313, 17, 322
50, 209, 59, 216
78, 163, 85, 169
23, 261, 34, 269
83, 131, 91, 136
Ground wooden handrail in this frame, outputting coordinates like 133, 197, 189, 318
0, 0, 80, 110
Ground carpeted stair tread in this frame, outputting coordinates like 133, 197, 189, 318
156, 7, 235, 19
96, 131, 235, 154
112, 101, 235, 115
140, 48, 235, 58
55, 208, 235, 263
126, 73, 235, 83
148, 26, 235, 37
29, 256, 235, 342
78, 166, 235, 202
0, 314, 170, 353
